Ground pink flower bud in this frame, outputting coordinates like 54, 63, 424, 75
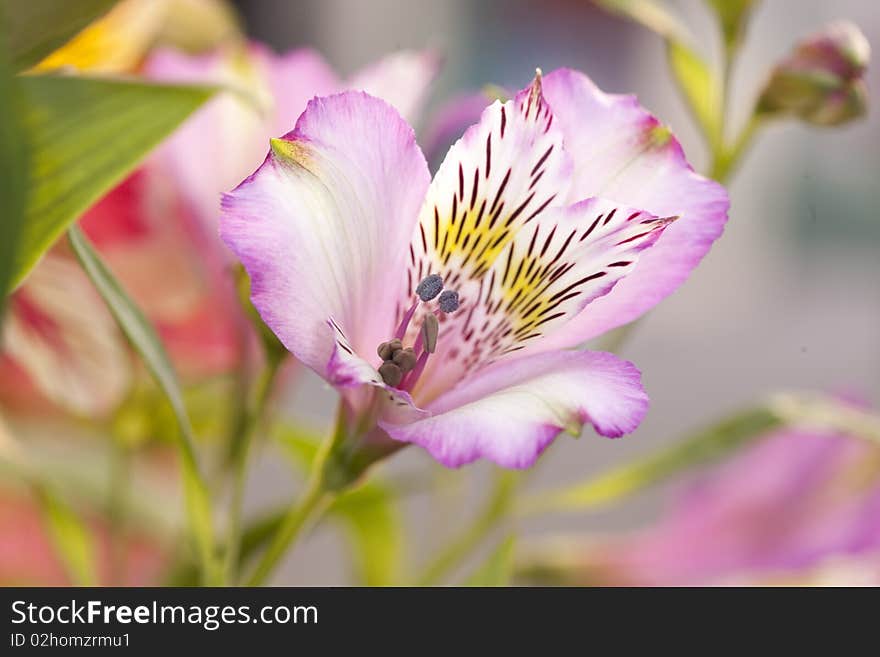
758, 21, 870, 126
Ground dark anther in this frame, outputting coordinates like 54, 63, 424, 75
438, 290, 460, 313
421, 314, 439, 353
393, 347, 417, 372
416, 274, 444, 301
379, 361, 403, 387
377, 338, 403, 360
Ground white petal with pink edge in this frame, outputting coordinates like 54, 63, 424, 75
220, 92, 431, 375
381, 350, 648, 468
538, 68, 729, 347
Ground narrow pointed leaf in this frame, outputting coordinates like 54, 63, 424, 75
667, 40, 722, 147
1, 0, 121, 72
67, 226, 218, 584
704, 0, 758, 51
36, 485, 98, 586
0, 30, 28, 311
593, 0, 692, 43
521, 407, 781, 516
10, 74, 215, 291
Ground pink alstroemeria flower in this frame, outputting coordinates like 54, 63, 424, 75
221, 69, 728, 469
541, 423, 880, 586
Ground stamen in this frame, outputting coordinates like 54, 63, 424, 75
438, 290, 460, 314
395, 275, 446, 339
393, 347, 417, 372
421, 313, 439, 354
377, 338, 403, 361
394, 301, 418, 340
415, 274, 444, 301
378, 361, 403, 387
402, 350, 430, 391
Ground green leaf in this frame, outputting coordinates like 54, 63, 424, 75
1, 0, 121, 72
10, 74, 215, 291
666, 40, 723, 148
276, 425, 405, 585
331, 482, 404, 586
593, 0, 692, 43
66, 226, 218, 585
521, 407, 782, 516
466, 536, 515, 587
0, 27, 28, 312
704, 0, 757, 51
592, 1, 722, 150
36, 485, 98, 586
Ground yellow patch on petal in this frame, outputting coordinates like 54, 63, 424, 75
34, 0, 168, 74
269, 137, 315, 172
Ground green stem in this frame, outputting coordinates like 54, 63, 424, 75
243, 408, 353, 586
710, 115, 761, 183
223, 356, 283, 584
416, 471, 519, 586
245, 473, 334, 586
107, 439, 131, 585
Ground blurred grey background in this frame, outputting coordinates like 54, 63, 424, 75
230, 0, 880, 584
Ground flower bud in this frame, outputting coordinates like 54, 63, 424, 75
757, 21, 870, 126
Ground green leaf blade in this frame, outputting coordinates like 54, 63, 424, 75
66, 226, 218, 584
0, 28, 28, 311
523, 407, 782, 515
666, 40, 723, 148
1, 0, 121, 72
36, 486, 98, 586
10, 74, 215, 291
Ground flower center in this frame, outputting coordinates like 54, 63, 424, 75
376, 275, 460, 390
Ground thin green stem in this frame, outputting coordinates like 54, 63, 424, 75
416, 471, 520, 586
107, 439, 131, 585
245, 474, 334, 586
710, 115, 761, 183
243, 407, 353, 586
223, 356, 284, 584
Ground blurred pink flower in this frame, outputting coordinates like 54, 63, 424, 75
566, 424, 880, 585
1, 44, 439, 415
0, 252, 130, 416
0, 486, 168, 586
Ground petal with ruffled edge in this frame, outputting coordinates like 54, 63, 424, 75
381, 350, 648, 468
220, 92, 431, 376
538, 69, 729, 347
347, 50, 440, 125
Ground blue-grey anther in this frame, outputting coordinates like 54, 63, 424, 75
438, 290, 460, 313
416, 274, 444, 301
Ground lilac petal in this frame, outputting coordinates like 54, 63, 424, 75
381, 350, 648, 468
220, 92, 431, 377
537, 68, 729, 347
